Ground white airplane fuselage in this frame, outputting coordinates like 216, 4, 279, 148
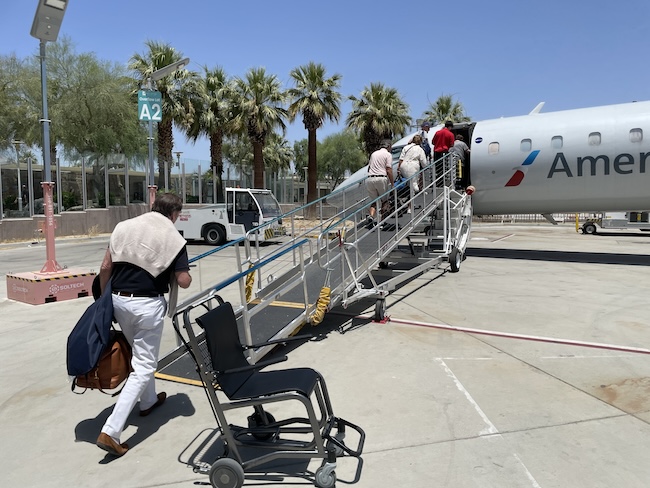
331, 101, 650, 215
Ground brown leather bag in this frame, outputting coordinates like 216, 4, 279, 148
74, 330, 132, 394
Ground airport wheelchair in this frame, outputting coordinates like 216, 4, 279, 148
174, 295, 365, 488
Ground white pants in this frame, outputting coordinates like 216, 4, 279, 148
101, 295, 166, 441
400, 162, 421, 192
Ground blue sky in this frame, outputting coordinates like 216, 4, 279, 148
3, 0, 649, 165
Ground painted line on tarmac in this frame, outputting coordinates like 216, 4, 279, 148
436, 358, 498, 436
249, 299, 306, 309
154, 372, 204, 387
436, 358, 542, 488
492, 233, 515, 242
513, 453, 543, 488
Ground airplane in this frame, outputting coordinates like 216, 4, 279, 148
329, 100, 650, 218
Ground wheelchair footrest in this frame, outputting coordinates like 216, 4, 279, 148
323, 416, 365, 458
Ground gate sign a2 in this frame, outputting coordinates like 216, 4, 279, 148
138, 90, 163, 121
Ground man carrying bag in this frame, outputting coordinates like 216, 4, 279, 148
95, 193, 192, 457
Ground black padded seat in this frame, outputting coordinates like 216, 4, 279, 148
196, 302, 320, 400
228, 368, 319, 400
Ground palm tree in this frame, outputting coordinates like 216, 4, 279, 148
183, 66, 235, 202
346, 82, 410, 156
222, 134, 254, 187
422, 94, 471, 125
129, 41, 195, 188
287, 62, 342, 204
262, 132, 293, 176
232, 67, 287, 189
222, 132, 293, 189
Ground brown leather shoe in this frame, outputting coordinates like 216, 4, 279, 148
96, 432, 129, 457
139, 392, 167, 417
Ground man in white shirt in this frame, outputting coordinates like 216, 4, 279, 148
365, 139, 394, 227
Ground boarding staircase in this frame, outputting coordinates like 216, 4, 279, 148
164, 154, 472, 368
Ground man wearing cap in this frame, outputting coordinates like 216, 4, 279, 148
365, 139, 394, 228
433, 120, 455, 183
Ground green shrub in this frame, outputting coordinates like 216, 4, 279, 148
62, 191, 80, 209
3, 194, 18, 211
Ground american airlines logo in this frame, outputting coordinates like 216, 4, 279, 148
505, 150, 540, 187
506, 150, 649, 187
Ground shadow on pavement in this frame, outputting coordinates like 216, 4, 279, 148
74, 392, 196, 463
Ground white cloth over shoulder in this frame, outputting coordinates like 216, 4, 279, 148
110, 211, 187, 317
109, 211, 186, 278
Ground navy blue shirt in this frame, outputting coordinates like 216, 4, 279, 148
111, 246, 189, 295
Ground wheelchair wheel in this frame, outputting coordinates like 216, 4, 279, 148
327, 430, 346, 457
315, 464, 336, 488
209, 457, 244, 488
248, 410, 276, 441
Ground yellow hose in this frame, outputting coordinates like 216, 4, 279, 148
309, 286, 331, 325
245, 264, 255, 303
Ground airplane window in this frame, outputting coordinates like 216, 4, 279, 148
630, 128, 643, 142
488, 142, 499, 155
551, 136, 563, 149
588, 132, 601, 145
520, 139, 532, 152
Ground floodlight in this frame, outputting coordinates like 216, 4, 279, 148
31, 0, 69, 42
150, 58, 191, 81
45, 0, 67, 8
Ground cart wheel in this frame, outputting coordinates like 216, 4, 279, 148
378, 261, 388, 269
248, 410, 276, 441
209, 458, 244, 488
374, 299, 386, 322
204, 224, 226, 246
315, 465, 337, 488
449, 247, 461, 273
327, 431, 346, 457
582, 223, 597, 235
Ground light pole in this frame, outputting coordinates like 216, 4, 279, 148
142, 58, 190, 208
12, 140, 25, 212
303, 166, 308, 206
31, 0, 69, 273
174, 151, 182, 194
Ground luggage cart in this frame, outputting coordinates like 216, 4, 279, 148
172, 294, 365, 488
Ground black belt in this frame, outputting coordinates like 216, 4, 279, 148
113, 291, 164, 298
368, 175, 387, 178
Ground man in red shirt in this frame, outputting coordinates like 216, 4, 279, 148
433, 120, 455, 159
432, 121, 455, 184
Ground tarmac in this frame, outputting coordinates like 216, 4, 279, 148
2, 223, 650, 487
